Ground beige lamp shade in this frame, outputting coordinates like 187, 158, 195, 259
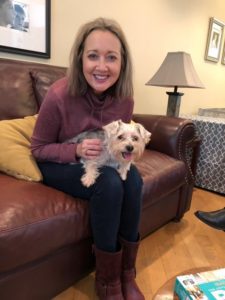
146, 52, 205, 89
145, 51, 204, 117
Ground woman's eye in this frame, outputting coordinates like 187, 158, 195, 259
107, 55, 117, 62
88, 53, 98, 60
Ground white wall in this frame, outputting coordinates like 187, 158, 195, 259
1, 0, 225, 115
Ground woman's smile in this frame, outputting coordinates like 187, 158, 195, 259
93, 74, 109, 81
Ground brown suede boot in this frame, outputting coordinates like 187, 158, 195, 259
94, 246, 124, 300
120, 237, 145, 300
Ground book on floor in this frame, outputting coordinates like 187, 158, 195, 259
174, 267, 225, 300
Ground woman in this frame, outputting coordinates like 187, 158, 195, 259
31, 17, 145, 300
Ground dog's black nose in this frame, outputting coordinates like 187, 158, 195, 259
126, 145, 134, 152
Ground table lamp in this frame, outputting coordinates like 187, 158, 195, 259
145, 51, 205, 117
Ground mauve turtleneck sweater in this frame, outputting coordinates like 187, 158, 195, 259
31, 77, 134, 163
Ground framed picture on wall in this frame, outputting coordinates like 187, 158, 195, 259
0, 0, 51, 58
221, 42, 225, 65
205, 17, 224, 63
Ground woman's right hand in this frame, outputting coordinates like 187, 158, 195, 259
76, 139, 103, 159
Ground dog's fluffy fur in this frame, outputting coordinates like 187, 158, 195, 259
67, 120, 151, 187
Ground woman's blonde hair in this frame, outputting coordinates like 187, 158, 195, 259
67, 17, 133, 98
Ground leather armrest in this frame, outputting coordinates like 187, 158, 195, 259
133, 114, 200, 184
133, 114, 196, 160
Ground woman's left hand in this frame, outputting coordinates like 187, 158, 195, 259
76, 138, 102, 159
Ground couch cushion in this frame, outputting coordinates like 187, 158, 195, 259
0, 66, 38, 120
136, 150, 186, 206
0, 174, 91, 273
30, 69, 66, 107
0, 115, 42, 182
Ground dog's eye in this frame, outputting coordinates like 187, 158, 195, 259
117, 135, 124, 140
132, 136, 139, 141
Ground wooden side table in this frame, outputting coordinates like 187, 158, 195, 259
152, 266, 221, 300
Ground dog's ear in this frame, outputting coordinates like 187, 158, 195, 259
103, 120, 122, 136
135, 123, 151, 144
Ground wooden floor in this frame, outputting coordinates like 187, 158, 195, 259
53, 188, 225, 300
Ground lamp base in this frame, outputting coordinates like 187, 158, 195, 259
166, 92, 184, 117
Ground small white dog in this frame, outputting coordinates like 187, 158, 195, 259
67, 120, 151, 187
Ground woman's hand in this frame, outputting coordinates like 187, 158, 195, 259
76, 139, 102, 159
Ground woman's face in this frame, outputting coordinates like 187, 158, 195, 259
82, 30, 122, 95
0, 0, 14, 26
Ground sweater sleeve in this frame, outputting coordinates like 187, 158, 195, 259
31, 88, 78, 163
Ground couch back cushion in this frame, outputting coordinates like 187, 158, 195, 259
0, 58, 67, 120
30, 69, 66, 107
0, 64, 37, 120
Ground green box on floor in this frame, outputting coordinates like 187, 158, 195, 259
174, 268, 225, 299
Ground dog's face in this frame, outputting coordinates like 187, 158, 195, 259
103, 120, 151, 162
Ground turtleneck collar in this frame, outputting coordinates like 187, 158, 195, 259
85, 88, 114, 111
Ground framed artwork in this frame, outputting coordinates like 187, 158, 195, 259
205, 17, 224, 63
221, 42, 225, 65
0, 0, 51, 58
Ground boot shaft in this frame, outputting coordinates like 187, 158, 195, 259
93, 246, 124, 300
94, 246, 123, 282
119, 237, 145, 300
119, 236, 139, 271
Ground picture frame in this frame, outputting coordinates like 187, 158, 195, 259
0, 0, 51, 59
221, 42, 225, 65
205, 17, 224, 63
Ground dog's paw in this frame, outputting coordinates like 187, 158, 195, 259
119, 171, 127, 180
81, 174, 96, 187
121, 174, 127, 180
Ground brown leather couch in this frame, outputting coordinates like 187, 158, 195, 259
0, 58, 198, 300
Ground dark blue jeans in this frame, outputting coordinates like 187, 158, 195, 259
37, 162, 143, 252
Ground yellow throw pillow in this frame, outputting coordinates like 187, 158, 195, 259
0, 115, 42, 182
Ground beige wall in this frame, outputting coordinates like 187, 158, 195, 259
1, 0, 225, 115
